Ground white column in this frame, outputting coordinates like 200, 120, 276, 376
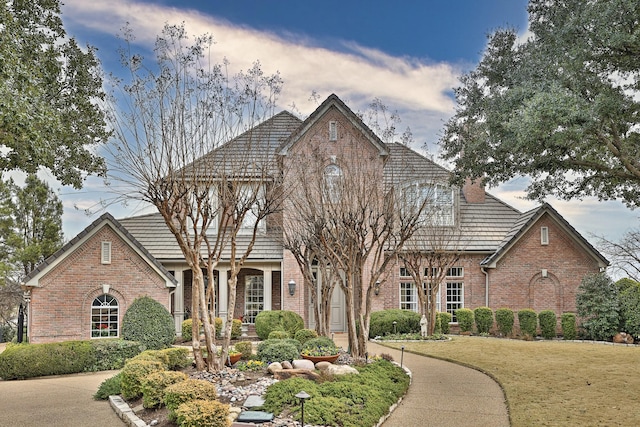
218, 268, 228, 319
263, 267, 272, 311
173, 270, 184, 335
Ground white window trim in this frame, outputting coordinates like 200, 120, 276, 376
101, 241, 112, 265
541, 226, 549, 245
445, 281, 464, 322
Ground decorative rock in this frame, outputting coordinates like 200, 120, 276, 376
281, 360, 293, 370
613, 332, 634, 344
326, 364, 359, 376
243, 395, 265, 409
267, 362, 283, 374
315, 361, 332, 371
292, 359, 315, 370
273, 369, 321, 381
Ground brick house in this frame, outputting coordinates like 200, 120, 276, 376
22, 94, 608, 342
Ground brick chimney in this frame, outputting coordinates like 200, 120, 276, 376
462, 177, 485, 203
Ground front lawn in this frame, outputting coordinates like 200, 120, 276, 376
384, 337, 640, 426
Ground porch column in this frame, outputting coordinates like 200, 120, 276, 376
173, 270, 185, 335
218, 268, 228, 321
263, 267, 272, 311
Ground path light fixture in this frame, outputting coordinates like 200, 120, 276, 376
295, 390, 311, 426
288, 279, 296, 296
401, 345, 405, 368
393, 320, 397, 334
374, 281, 381, 295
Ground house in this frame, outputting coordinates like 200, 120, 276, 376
21, 94, 608, 342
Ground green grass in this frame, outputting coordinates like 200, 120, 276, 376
384, 337, 640, 426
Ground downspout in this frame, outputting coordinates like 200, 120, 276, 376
481, 267, 489, 307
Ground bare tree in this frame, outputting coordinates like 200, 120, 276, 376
597, 229, 640, 282
104, 24, 282, 371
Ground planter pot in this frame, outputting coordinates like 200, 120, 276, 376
226, 353, 242, 366
301, 354, 340, 364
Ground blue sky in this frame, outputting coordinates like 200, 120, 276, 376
54, 0, 637, 248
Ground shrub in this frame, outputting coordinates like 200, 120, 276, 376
94, 372, 122, 400
120, 359, 165, 400
495, 308, 515, 337
0, 323, 15, 343
518, 309, 538, 338
234, 341, 253, 360
268, 330, 290, 340
90, 339, 144, 371
539, 310, 557, 339
214, 318, 242, 339
141, 370, 188, 409
474, 307, 494, 334
301, 337, 339, 356
254, 311, 304, 340
436, 312, 452, 334
257, 340, 299, 364
456, 308, 474, 333
181, 319, 201, 342
262, 377, 320, 414
174, 399, 229, 427
0, 340, 95, 380
164, 379, 218, 421
121, 296, 175, 350
561, 313, 577, 340
294, 328, 318, 345
368, 309, 421, 338
576, 273, 620, 341
618, 280, 640, 337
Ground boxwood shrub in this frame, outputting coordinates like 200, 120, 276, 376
254, 311, 304, 340
214, 318, 242, 339
538, 310, 558, 339
94, 372, 123, 400
495, 308, 515, 337
369, 309, 421, 338
181, 319, 201, 342
234, 341, 253, 360
121, 296, 175, 350
164, 379, 218, 422
141, 370, 188, 409
175, 399, 229, 427
257, 340, 299, 364
120, 359, 166, 400
474, 307, 494, 334
518, 309, 538, 338
268, 330, 290, 340
456, 308, 474, 333
561, 312, 577, 340
436, 312, 452, 334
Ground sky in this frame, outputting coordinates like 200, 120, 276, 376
52, 0, 638, 250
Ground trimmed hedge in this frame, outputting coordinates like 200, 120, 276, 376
369, 309, 421, 338
214, 318, 242, 339
294, 328, 318, 345
456, 308, 474, 333
164, 379, 218, 421
561, 313, 577, 340
122, 296, 175, 350
268, 330, 290, 340
518, 309, 538, 338
120, 359, 166, 400
175, 399, 229, 427
181, 319, 200, 342
257, 340, 299, 364
0, 339, 143, 380
538, 310, 557, 339
495, 308, 515, 337
437, 312, 452, 334
254, 311, 304, 340
234, 341, 253, 360
474, 307, 494, 334
141, 370, 188, 409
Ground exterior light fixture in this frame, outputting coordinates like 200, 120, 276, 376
393, 320, 397, 334
374, 281, 381, 295
288, 279, 296, 296
295, 390, 311, 426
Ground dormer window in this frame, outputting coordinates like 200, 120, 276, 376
404, 182, 455, 226
329, 121, 337, 141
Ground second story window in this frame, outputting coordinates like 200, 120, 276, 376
404, 182, 455, 227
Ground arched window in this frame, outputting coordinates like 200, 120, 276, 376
323, 164, 342, 203
91, 294, 119, 338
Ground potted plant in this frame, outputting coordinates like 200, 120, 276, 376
300, 337, 341, 363
221, 347, 242, 366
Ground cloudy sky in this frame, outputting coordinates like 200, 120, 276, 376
54, 0, 637, 246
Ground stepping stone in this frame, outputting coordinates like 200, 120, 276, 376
236, 411, 274, 423
243, 395, 265, 409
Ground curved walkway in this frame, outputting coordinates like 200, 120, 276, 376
368, 340, 510, 427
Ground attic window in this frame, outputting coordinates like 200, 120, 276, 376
329, 121, 337, 141
541, 227, 549, 245
101, 241, 112, 264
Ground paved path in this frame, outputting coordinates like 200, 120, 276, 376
334, 336, 510, 427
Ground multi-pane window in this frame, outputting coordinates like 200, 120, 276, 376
404, 182, 455, 226
91, 294, 118, 338
244, 275, 264, 324
323, 164, 342, 203
446, 282, 464, 322
400, 282, 418, 312
239, 184, 265, 233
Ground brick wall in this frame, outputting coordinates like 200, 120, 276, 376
28, 224, 171, 344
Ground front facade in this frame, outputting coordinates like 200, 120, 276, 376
22, 95, 608, 342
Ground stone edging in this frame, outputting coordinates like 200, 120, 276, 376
109, 395, 148, 427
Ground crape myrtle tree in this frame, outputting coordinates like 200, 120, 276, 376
104, 24, 283, 371
399, 205, 465, 336
597, 229, 640, 282
440, 0, 640, 208
0, 0, 109, 188
285, 142, 429, 357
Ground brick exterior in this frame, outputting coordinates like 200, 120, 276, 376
27, 225, 171, 343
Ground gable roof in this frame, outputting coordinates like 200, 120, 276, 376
480, 203, 609, 268
22, 213, 177, 288
278, 94, 389, 157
